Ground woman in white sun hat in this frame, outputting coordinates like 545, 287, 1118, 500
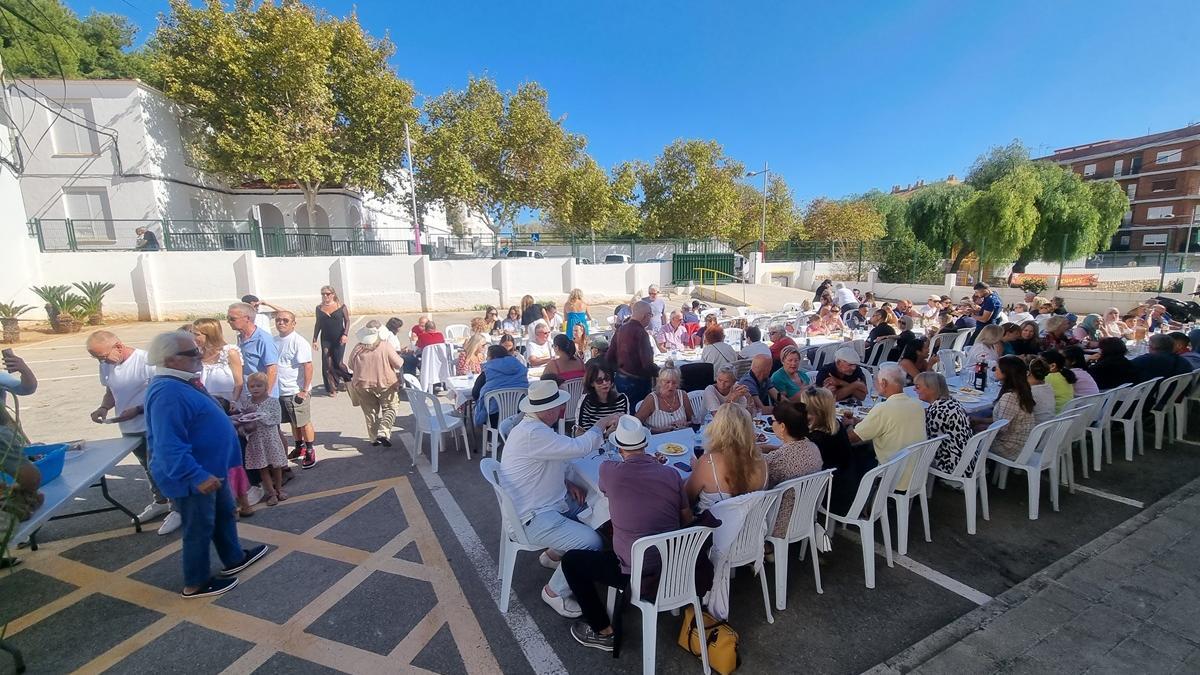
498, 380, 622, 619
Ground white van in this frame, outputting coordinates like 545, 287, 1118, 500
505, 249, 545, 259
603, 254, 631, 264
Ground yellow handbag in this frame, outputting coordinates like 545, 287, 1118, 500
678, 606, 740, 675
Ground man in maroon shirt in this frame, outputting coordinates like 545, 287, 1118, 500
560, 416, 692, 651
606, 301, 657, 404
767, 324, 797, 366
414, 320, 445, 350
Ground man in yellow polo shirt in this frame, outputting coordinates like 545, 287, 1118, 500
845, 363, 926, 486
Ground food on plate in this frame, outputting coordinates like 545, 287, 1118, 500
659, 442, 687, 456
754, 432, 769, 444
957, 386, 976, 393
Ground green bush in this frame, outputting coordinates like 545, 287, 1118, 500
878, 237, 943, 284
1018, 277, 1049, 296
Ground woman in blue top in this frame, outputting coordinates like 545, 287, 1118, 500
564, 288, 591, 340
472, 345, 530, 428
769, 345, 810, 401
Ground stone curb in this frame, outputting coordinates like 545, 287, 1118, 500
864, 472, 1200, 674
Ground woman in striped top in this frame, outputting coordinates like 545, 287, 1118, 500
575, 361, 629, 435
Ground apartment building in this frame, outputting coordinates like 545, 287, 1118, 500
1038, 124, 1200, 252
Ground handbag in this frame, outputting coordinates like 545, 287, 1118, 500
677, 606, 740, 675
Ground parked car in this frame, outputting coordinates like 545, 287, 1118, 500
603, 254, 631, 264
506, 249, 545, 259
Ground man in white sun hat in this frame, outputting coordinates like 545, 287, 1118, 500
499, 380, 621, 618
560, 415, 693, 651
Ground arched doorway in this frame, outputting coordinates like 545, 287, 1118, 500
251, 204, 284, 230
295, 204, 329, 231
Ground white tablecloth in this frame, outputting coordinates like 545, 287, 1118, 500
903, 374, 999, 415
447, 367, 543, 407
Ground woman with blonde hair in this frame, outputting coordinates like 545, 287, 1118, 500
564, 288, 591, 339
635, 366, 695, 433
348, 321, 405, 446
965, 323, 1004, 372
193, 317, 243, 402
685, 403, 767, 513
1099, 307, 1132, 339
313, 285, 353, 396
800, 386, 875, 515
571, 323, 590, 362
455, 333, 489, 376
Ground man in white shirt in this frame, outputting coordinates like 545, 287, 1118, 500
918, 295, 941, 324
739, 326, 772, 359
241, 294, 281, 335
655, 311, 689, 352
526, 321, 555, 367
543, 302, 565, 334
833, 282, 857, 310
87, 330, 180, 535
274, 311, 317, 469
499, 381, 619, 618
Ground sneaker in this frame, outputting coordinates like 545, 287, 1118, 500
288, 444, 304, 461
301, 449, 317, 470
377, 436, 392, 448
539, 550, 560, 570
182, 576, 239, 598
135, 501, 169, 524
541, 587, 582, 618
570, 621, 614, 652
219, 544, 269, 577
247, 486, 265, 506
157, 511, 183, 536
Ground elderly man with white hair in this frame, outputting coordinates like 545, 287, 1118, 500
655, 310, 689, 353
642, 284, 668, 332
227, 302, 279, 397
845, 364, 926, 469
499, 380, 621, 618
144, 331, 267, 598
833, 282, 857, 310
814, 347, 869, 402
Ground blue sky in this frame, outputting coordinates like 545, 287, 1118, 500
72, 0, 1200, 201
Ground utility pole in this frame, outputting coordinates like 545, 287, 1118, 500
404, 122, 422, 255
747, 162, 769, 261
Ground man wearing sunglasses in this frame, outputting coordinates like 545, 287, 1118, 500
87, 330, 181, 535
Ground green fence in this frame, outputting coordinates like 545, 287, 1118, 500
672, 253, 736, 284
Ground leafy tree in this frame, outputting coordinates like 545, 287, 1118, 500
1010, 163, 1129, 271
958, 163, 1041, 272
966, 140, 1030, 190
417, 76, 585, 235
728, 174, 804, 249
153, 0, 417, 229
878, 230, 943, 284
802, 198, 886, 242
907, 182, 976, 257
635, 139, 744, 238
0, 0, 153, 80
545, 158, 639, 237
857, 190, 910, 240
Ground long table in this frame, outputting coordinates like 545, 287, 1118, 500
12, 436, 144, 550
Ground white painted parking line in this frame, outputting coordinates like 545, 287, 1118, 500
405, 433, 567, 675
39, 374, 99, 382
840, 530, 993, 606
24, 356, 94, 364
1072, 485, 1144, 509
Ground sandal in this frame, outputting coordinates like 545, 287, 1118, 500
266, 493, 279, 506
276, 491, 289, 502
238, 507, 255, 517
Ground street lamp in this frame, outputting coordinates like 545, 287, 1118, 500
746, 162, 769, 259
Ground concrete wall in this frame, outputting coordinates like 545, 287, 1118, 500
868, 280, 1195, 316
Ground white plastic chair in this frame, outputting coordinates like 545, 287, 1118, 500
928, 420, 1008, 535
1108, 378, 1160, 461
479, 458, 543, 613
604, 525, 715, 675
709, 490, 782, 624
402, 373, 422, 390
1093, 384, 1130, 467
1061, 393, 1108, 478
724, 327, 744, 350
811, 343, 841, 370
930, 332, 957, 353
1181, 370, 1200, 437
444, 324, 470, 341
407, 388, 469, 473
481, 388, 527, 457
987, 415, 1078, 520
819, 449, 912, 588
733, 358, 752, 380
951, 328, 973, 352
782, 302, 804, 312
865, 335, 899, 368
935, 349, 965, 379
558, 377, 586, 434
888, 437, 945, 556
1148, 372, 1192, 450
764, 469, 834, 610
419, 343, 454, 393
687, 390, 705, 424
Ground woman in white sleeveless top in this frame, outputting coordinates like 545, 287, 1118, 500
634, 366, 695, 433
193, 318, 243, 402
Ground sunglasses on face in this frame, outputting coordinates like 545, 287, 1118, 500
593, 376, 610, 384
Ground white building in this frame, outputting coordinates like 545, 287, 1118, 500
6, 78, 487, 254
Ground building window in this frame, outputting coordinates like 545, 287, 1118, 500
1127, 183, 1137, 201
1151, 178, 1177, 193
62, 189, 115, 240
50, 100, 101, 156
1083, 164, 1097, 177
1155, 148, 1182, 164
1148, 206, 1174, 220
1143, 234, 1168, 247
1118, 235, 1131, 247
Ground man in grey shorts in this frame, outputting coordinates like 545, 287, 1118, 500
274, 311, 317, 469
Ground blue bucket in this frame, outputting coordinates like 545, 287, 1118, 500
2, 443, 68, 487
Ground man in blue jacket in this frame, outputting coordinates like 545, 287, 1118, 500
145, 331, 267, 598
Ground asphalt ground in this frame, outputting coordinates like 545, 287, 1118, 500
5, 315, 1199, 674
